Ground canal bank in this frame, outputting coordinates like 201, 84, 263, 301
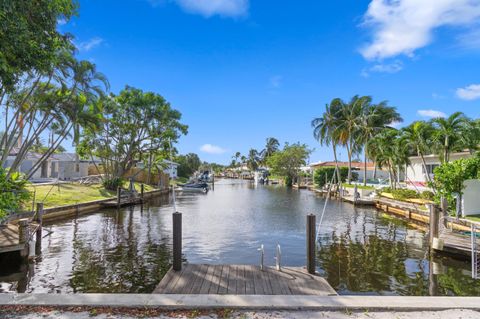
1, 179, 480, 296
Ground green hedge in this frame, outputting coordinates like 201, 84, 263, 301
314, 167, 357, 188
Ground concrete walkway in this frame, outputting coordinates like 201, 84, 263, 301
2, 294, 480, 311
5, 309, 480, 319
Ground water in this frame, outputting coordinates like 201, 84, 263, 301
1, 179, 480, 295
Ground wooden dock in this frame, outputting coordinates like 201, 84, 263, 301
0, 223, 38, 254
436, 231, 472, 257
154, 264, 337, 296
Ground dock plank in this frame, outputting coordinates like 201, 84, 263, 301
154, 264, 337, 296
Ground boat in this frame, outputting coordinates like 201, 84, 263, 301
178, 182, 209, 193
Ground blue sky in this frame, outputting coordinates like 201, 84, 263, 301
64, 0, 480, 164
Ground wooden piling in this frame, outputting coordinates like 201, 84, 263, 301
35, 203, 43, 254
429, 204, 440, 249
306, 214, 316, 274
140, 184, 144, 202
440, 196, 448, 230
117, 187, 121, 209
173, 212, 182, 271
18, 219, 29, 244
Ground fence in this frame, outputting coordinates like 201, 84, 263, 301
87, 165, 170, 188
472, 224, 480, 279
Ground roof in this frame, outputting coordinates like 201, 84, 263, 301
163, 159, 179, 166
310, 161, 377, 171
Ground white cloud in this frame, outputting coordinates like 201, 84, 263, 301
269, 75, 282, 88
389, 121, 402, 128
77, 37, 104, 52
174, 0, 248, 17
456, 84, 480, 100
360, 0, 480, 60
417, 109, 447, 118
361, 60, 403, 77
200, 144, 228, 154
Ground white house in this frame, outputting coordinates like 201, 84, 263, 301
163, 160, 179, 179
3, 151, 92, 182
405, 151, 473, 187
309, 161, 390, 183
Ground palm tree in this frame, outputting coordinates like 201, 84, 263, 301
232, 152, 241, 167
336, 95, 365, 183
247, 149, 259, 172
402, 121, 435, 186
431, 112, 468, 163
358, 100, 402, 185
312, 98, 343, 183
261, 137, 279, 165
367, 129, 409, 189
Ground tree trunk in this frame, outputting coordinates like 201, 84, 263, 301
332, 144, 342, 185
363, 151, 368, 186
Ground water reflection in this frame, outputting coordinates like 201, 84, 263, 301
1, 179, 480, 295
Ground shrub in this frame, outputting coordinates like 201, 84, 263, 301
378, 187, 420, 201
314, 167, 354, 188
103, 177, 124, 191
0, 169, 30, 222
420, 190, 435, 201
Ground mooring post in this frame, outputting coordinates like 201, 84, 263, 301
306, 214, 316, 274
212, 173, 215, 191
117, 187, 121, 209
440, 196, 448, 230
18, 219, 29, 244
429, 204, 440, 250
173, 212, 182, 271
35, 203, 43, 254
140, 184, 144, 202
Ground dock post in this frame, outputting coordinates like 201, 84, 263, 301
173, 212, 182, 271
35, 203, 43, 255
140, 184, 144, 202
18, 219, 29, 257
212, 173, 215, 191
117, 187, 121, 209
440, 196, 448, 228
307, 214, 316, 274
429, 204, 440, 251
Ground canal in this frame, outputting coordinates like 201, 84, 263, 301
1, 179, 480, 295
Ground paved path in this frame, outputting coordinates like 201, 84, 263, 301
4, 309, 480, 319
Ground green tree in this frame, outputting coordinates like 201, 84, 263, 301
0, 0, 78, 91
431, 112, 470, 163
261, 137, 280, 165
266, 143, 312, 186
0, 168, 30, 221
246, 149, 260, 171
402, 121, 435, 186
312, 99, 343, 183
431, 154, 480, 217
314, 167, 350, 188
176, 153, 201, 178
78, 86, 188, 188
358, 100, 402, 185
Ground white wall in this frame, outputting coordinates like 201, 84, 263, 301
406, 153, 474, 184
463, 179, 480, 216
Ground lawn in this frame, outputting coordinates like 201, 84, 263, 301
27, 182, 156, 209
466, 215, 480, 223
342, 183, 375, 190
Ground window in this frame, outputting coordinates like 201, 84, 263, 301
423, 164, 439, 175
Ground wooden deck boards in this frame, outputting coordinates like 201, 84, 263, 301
438, 231, 472, 257
154, 264, 337, 296
0, 224, 23, 254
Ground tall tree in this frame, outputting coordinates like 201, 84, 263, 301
358, 100, 402, 185
261, 137, 280, 165
336, 96, 364, 183
266, 143, 312, 187
402, 121, 435, 186
78, 86, 188, 188
246, 149, 259, 172
312, 99, 343, 184
431, 112, 469, 163
0, 0, 77, 91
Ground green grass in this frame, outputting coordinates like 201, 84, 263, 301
342, 183, 375, 190
466, 215, 480, 223
27, 182, 156, 209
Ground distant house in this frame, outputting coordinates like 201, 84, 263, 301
163, 160, 179, 179
3, 151, 92, 181
309, 161, 390, 182
405, 151, 473, 187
